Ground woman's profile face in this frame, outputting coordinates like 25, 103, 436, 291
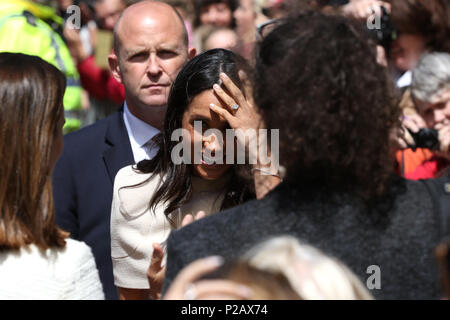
182, 89, 232, 180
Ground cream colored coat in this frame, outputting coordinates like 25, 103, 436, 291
110, 165, 227, 289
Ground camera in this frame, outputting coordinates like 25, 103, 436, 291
407, 128, 440, 150
366, 6, 397, 55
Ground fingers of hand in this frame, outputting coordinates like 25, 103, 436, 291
219, 73, 247, 107
195, 210, 206, 220
213, 84, 238, 113
400, 126, 415, 147
402, 115, 424, 133
181, 214, 194, 227
209, 103, 233, 124
149, 243, 164, 271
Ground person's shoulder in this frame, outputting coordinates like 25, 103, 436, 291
63, 111, 122, 147
63, 115, 108, 142
115, 165, 152, 186
114, 166, 160, 215
63, 239, 95, 262
57, 112, 124, 166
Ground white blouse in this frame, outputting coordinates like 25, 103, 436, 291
0, 239, 104, 299
110, 165, 228, 289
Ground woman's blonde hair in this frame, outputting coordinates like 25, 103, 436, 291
242, 236, 374, 300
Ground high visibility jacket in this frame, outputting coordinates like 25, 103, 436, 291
0, 0, 82, 133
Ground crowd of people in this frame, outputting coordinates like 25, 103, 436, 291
0, 0, 449, 300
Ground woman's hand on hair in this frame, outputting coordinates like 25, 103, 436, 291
209, 71, 264, 134
163, 256, 253, 300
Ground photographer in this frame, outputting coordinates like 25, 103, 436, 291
398, 52, 450, 180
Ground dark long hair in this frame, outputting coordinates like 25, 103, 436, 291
0, 53, 68, 251
254, 12, 401, 202
135, 49, 254, 218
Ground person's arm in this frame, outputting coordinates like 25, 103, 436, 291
77, 56, 125, 104
110, 167, 163, 300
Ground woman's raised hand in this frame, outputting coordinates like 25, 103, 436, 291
209, 71, 263, 134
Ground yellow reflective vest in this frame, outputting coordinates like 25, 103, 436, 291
0, 0, 82, 133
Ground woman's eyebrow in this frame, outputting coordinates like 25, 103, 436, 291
190, 114, 211, 122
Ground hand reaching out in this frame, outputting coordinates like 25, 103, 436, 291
63, 26, 88, 63
147, 243, 165, 300
146, 211, 207, 300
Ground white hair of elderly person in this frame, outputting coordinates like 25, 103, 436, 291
410, 52, 450, 155
411, 52, 450, 104
241, 236, 374, 300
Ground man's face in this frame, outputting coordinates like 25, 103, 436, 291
415, 88, 450, 130
115, 16, 189, 110
94, 0, 126, 31
390, 34, 427, 72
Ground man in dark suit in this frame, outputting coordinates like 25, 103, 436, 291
53, 1, 195, 299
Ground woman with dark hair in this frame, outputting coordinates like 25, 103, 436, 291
111, 48, 274, 299
0, 52, 104, 299
162, 12, 449, 299
193, 0, 238, 28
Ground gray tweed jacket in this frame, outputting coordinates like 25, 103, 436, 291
163, 177, 448, 299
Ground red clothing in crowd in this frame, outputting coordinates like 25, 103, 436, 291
396, 148, 450, 180
77, 55, 125, 104
404, 156, 450, 180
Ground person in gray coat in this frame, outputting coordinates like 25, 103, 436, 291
162, 12, 449, 299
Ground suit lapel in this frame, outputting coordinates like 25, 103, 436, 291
103, 108, 135, 184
